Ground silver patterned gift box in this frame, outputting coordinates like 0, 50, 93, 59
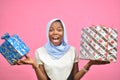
0, 33, 30, 65
80, 25, 118, 62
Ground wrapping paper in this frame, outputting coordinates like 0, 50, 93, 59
0, 33, 30, 65
80, 25, 118, 62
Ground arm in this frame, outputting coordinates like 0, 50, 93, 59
73, 60, 110, 80
16, 55, 48, 80
32, 63, 48, 80
73, 61, 91, 80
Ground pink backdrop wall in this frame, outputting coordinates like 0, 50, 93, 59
0, 0, 120, 80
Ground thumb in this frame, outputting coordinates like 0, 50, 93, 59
24, 55, 30, 59
16, 60, 24, 65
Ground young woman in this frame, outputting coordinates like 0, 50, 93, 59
16, 18, 110, 80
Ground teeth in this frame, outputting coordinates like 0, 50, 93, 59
53, 36, 59, 40
54, 36, 58, 38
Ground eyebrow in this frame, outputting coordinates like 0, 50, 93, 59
50, 26, 63, 29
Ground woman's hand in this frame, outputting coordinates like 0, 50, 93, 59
15, 55, 35, 65
88, 60, 110, 66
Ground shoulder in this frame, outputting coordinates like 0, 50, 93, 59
70, 46, 76, 49
69, 46, 79, 62
36, 46, 45, 52
35, 47, 47, 55
69, 46, 77, 52
66, 46, 78, 56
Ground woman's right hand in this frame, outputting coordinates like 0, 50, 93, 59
16, 55, 39, 70
16, 55, 48, 80
16, 55, 35, 65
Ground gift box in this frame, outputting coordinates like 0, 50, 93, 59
0, 33, 30, 65
80, 25, 118, 62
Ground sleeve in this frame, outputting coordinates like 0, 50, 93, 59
74, 47, 79, 63
34, 50, 43, 65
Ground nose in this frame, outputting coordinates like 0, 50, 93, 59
53, 29, 58, 34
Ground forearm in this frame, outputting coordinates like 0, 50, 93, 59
74, 61, 92, 80
32, 63, 48, 80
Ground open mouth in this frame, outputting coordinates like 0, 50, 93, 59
52, 36, 60, 43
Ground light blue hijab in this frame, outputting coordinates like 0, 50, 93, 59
44, 18, 70, 59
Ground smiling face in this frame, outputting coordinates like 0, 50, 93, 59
49, 20, 64, 46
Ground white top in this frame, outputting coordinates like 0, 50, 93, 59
35, 46, 79, 80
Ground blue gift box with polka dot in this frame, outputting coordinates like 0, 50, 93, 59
0, 33, 30, 65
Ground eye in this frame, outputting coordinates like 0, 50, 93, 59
57, 28, 63, 32
49, 28, 54, 32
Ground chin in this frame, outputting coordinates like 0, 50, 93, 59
53, 43, 60, 46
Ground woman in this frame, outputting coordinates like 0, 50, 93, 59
16, 18, 110, 80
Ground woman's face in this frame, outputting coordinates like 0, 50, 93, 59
49, 21, 64, 46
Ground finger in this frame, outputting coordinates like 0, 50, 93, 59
19, 59, 28, 64
101, 61, 110, 64
90, 60, 110, 65
24, 55, 29, 59
96, 60, 110, 65
15, 60, 24, 65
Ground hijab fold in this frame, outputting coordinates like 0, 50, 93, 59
44, 18, 70, 59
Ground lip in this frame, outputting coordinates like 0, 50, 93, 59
52, 36, 59, 42
52, 39, 59, 43
51, 36, 61, 45
52, 36, 59, 40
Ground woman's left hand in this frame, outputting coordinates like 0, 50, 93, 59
88, 60, 110, 66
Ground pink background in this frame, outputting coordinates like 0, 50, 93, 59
0, 0, 120, 80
